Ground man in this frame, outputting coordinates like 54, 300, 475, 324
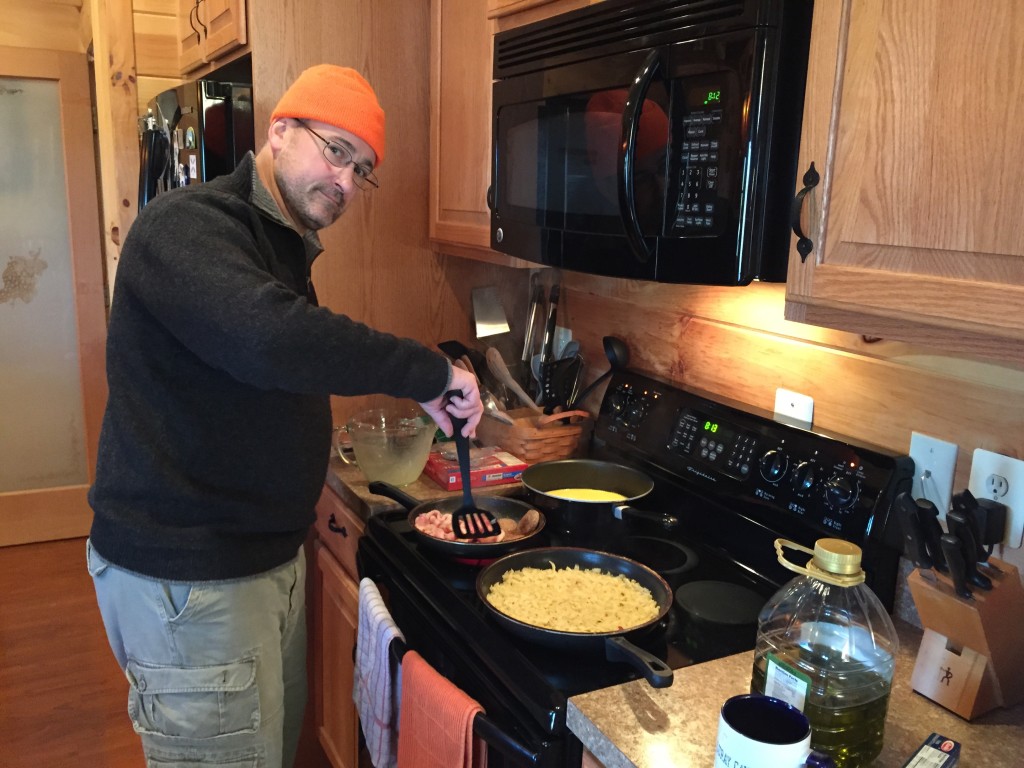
87, 64, 482, 767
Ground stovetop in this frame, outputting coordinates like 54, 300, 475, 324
356, 369, 915, 755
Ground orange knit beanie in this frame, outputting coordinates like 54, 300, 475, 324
270, 64, 386, 166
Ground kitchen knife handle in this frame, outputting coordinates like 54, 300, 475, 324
915, 498, 948, 572
894, 492, 932, 569
939, 534, 973, 600
952, 488, 990, 563
947, 510, 993, 591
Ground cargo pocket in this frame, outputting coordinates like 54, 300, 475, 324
126, 656, 260, 740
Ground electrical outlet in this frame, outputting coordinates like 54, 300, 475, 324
908, 432, 958, 521
968, 449, 1024, 548
774, 388, 814, 426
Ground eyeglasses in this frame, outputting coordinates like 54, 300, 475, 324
295, 119, 379, 191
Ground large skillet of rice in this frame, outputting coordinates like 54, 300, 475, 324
484, 561, 661, 634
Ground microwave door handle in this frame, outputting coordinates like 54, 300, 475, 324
618, 49, 660, 264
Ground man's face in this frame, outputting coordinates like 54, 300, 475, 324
269, 118, 377, 231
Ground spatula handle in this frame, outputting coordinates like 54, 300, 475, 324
446, 390, 474, 506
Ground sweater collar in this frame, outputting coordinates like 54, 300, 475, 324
245, 152, 324, 266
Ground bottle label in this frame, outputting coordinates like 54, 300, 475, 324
764, 652, 812, 712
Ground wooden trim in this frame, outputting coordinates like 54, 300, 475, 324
0, 487, 94, 547
90, 0, 139, 292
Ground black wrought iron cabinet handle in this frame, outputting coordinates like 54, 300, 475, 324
327, 514, 348, 537
790, 162, 820, 262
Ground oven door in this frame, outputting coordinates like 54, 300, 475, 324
357, 535, 583, 768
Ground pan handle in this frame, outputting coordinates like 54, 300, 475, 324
613, 505, 679, 529
367, 481, 421, 511
605, 636, 674, 688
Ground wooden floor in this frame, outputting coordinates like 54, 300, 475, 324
0, 537, 332, 768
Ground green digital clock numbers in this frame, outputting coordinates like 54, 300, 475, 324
704, 420, 719, 433
703, 90, 722, 105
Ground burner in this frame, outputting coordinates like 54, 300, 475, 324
674, 580, 766, 662
614, 535, 699, 590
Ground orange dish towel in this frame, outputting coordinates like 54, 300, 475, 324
396, 650, 488, 768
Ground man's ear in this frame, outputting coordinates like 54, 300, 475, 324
267, 117, 290, 154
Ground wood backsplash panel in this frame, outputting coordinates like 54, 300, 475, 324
544, 270, 1024, 569
556, 273, 1024, 479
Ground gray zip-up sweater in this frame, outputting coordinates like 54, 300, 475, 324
89, 154, 449, 580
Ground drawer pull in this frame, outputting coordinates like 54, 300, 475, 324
327, 514, 348, 537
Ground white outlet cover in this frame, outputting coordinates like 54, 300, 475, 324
774, 388, 814, 427
908, 432, 958, 521
968, 448, 1024, 548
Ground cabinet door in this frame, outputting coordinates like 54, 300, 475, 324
313, 542, 360, 768
177, 0, 206, 73
786, 0, 1024, 359
203, 0, 248, 61
429, 0, 495, 252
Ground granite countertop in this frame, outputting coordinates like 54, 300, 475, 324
568, 620, 1024, 767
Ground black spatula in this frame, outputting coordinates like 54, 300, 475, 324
449, 408, 501, 539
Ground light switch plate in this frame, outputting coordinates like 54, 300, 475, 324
774, 388, 813, 427
968, 449, 1024, 548
908, 432, 958, 521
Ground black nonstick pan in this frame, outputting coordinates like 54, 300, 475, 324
520, 459, 679, 547
476, 547, 674, 688
367, 481, 546, 559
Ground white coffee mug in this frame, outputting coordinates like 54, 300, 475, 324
714, 694, 833, 768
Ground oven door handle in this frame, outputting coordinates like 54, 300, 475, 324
618, 48, 661, 265
389, 638, 542, 765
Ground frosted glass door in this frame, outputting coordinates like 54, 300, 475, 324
0, 76, 86, 492
0, 47, 107, 546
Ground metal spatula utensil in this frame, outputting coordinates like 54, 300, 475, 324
449, 406, 501, 539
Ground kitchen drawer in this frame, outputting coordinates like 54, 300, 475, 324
314, 485, 364, 580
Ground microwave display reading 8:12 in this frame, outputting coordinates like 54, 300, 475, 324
703, 90, 721, 105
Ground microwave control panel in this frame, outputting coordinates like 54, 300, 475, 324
669, 78, 733, 237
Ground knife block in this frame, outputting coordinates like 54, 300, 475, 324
907, 557, 1024, 719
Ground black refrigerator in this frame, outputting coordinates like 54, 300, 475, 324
139, 75, 254, 211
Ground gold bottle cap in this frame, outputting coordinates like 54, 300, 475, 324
812, 538, 863, 575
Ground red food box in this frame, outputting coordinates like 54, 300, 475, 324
424, 446, 528, 491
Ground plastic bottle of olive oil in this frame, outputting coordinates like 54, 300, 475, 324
750, 539, 898, 768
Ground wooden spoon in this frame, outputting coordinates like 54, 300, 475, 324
486, 347, 542, 412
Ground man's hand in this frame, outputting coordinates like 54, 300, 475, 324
419, 365, 483, 438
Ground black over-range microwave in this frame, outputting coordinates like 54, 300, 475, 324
489, 0, 813, 285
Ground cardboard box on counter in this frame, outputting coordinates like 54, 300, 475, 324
424, 446, 527, 491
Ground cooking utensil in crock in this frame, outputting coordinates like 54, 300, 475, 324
476, 546, 674, 687
487, 346, 542, 412
449, 409, 501, 538
367, 481, 546, 559
520, 459, 679, 547
570, 336, 629, 408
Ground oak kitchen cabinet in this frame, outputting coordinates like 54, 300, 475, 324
785, 0, 1024, 361
177, 0, 247, 75
428, 0, 588, 267
311, 485, 363, 768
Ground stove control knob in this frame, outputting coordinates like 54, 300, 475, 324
791, 461, 816, 493
623, 399, 648, 427
824, 474, 860, 510
607, 387, 630, 418
759, 449, 789, 483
